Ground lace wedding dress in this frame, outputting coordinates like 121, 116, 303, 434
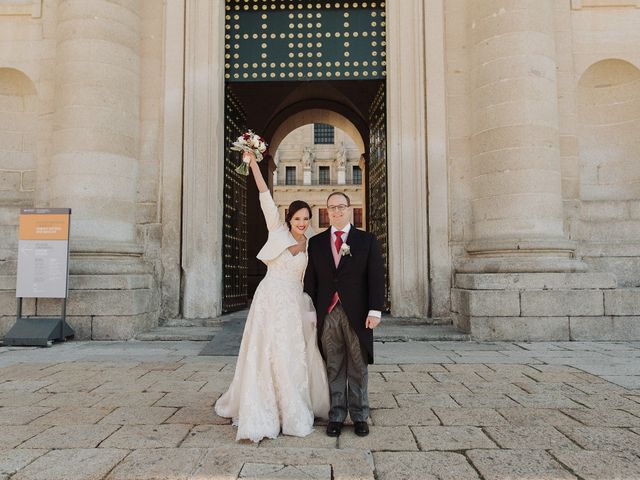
215, 234, 330, 442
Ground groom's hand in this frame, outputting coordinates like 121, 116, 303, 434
365, 316, 380, 329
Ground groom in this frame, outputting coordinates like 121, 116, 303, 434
304, 192, 385, 437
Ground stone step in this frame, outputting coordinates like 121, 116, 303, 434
376, 321, 469, 342
455, 272, 617, 290
135, 326, 221, 341
143, 316, 466, 343
163, 317, 226, 328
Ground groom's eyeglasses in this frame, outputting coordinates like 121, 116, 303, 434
327, 204, 349, 212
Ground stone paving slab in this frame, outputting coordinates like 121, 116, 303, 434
483, 425, 577, 450
259, 429, 338, 450
338, 426, 418, 451
397, 363, 447, 373
508, 393, 585, 409
0, 425, 48, 448
567, 392, 640, 409
411, 426, 497, 451
496, 408, 582, 426
0, 392, 48, 406
31, 406, 114, 425
100, 424, 191, 449
368, 392, 397, 409
36, 392, 105, 408
105, 448, 207, 480
153, 391, 217, 408
550, 449, 640, 480
557, 425, 640, 452
11, 448, 130, 480
466, 449, 577, 480
98, 406, 177, 425
451, 393, 520, 408
373, 451, 480, 480
20, 424, 120, 449
411, 381, 471, 394
239, 463, 331, 479
200, 447, 374, 480
0, 449, 48, 480
1, 339, 640, 479
370, 406, 440, 426
110, 447, 372, 480
394, 393, 459, 408
181, 424, 258, 448
93, 392, 165, 408
432, 407, 509, 426
164, 406, 230, 425
514, 382, 584, 395
0, 406, 54, 425
561, 407, 640, 427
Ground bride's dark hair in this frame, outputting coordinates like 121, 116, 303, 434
285, 200, 312, 230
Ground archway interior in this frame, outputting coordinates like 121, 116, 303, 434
225, 80, 385, 301
272, 122, 366, 235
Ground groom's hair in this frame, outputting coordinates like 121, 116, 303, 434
327, 191, 351, 206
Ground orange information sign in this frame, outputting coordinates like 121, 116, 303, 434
16, 208, 71, 299
19, 214, 70, 241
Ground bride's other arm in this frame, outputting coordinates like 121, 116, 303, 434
246, 151, 268, 193
246, 151, 280, 232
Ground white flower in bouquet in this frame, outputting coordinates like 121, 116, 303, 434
230, 130, 268, 176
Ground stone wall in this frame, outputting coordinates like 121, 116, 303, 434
0, 1, 639, 340
446, 1, 640, 338
452, 272, 640, 341
0, 1, 161, 341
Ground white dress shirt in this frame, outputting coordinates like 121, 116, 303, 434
331, 224, 382, 319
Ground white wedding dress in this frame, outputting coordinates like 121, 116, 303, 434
215, 198, 330, 442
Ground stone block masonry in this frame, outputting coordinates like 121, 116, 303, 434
452, 273, 640, 341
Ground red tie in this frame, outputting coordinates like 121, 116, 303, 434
334, 230, 344, 252
328, 231, 344, 313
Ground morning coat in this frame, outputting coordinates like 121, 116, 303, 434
303, 225, 385, 364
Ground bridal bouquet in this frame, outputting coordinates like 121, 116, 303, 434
231, 130, 268, 176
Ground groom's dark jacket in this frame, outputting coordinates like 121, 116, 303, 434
304, 225, 385, 364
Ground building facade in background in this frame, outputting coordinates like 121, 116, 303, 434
273, 123, 365, 233
0, 0, 639, 341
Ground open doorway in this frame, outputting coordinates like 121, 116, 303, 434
221, 0, 389, 312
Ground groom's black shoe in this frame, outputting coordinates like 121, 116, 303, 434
354, 421, 369, 437
326, 421, 343, 437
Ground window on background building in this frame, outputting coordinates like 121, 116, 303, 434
319, 208, 329, 228
314, 123, 334, 144
353, 208, 363, 228
352, 165, 362, 184
318, 166, 330, 185
285, 166, 296, 185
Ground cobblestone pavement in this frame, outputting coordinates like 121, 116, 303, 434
1, 340, 640, 479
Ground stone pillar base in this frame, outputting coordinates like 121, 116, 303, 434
461, 238, 587, 273
452, 272, 640, 341
0, 255, 159, 341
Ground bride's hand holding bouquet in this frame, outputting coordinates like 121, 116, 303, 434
231, 130, 268, 176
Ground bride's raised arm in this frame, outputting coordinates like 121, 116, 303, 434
246, 151, 268, 193
245, 151, 281, 232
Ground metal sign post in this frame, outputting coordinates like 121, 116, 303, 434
3, 208, 74, 347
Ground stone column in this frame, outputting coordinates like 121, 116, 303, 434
386, 0, 430, 316
181, 0, 226, 318
465, 0, 577, 271
50, 0, 140, 253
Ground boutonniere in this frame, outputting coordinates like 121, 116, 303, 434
339, 243, 351, 257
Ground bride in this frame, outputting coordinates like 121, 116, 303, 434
215, 151, 330, 442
